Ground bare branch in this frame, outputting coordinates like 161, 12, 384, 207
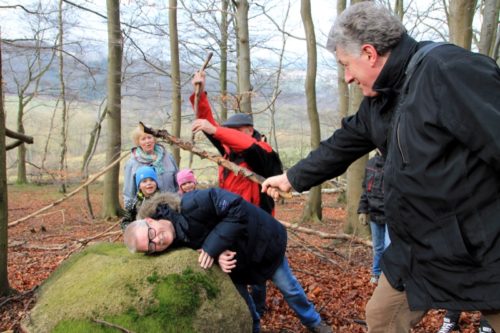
5, 128, 33, 144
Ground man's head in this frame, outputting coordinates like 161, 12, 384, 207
326, 2, 406, 96
123, 218, 176, 254
135, 166, 159, 197
222, 113, 254, 136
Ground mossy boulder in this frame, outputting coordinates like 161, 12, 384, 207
21, 242, 252, 333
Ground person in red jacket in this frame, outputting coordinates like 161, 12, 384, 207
190, 70, 283, 318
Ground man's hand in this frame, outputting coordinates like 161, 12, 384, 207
218, 250, 237, 273
261, 173, 292, 201
358, 213, 368, 226
198, 249, 214, 269
192, 119, 216, 135
192, 70, 206, 94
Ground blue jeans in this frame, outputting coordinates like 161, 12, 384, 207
384, 223, 391, 249
235, 257, 321, 333
370, 222, 387, 277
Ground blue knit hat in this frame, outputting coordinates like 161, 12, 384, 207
222, 113, 253, 128
135, 166, 159, 189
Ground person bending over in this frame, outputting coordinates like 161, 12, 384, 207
123, 188, 331, 333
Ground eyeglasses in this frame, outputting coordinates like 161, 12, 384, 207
145, 220, 156, 254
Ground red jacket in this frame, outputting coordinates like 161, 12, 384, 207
190, 93, 282, 215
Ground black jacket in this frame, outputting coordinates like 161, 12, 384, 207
287, 34, 500, 311
138, 189, 287, 285
357, 154, 386, 224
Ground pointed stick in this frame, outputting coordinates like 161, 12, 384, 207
189, 52, 213, 168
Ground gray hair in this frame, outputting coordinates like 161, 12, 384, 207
326, 2, 406, 56
123, 219, 148, 253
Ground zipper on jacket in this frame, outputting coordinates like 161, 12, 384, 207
396, 122, 409, 167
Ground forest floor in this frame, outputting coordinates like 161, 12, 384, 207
1, 184, 485, 333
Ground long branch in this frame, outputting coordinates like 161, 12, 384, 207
278, 219, 372, 247
140, 122, 292, 199
8, 152, 130, 228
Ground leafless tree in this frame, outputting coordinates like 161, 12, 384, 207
57, 0, 68, 193
234, 0, 252, 114
102, 0, 123, 218
300, 0, 322, 223
0, 35, 10, 297
169, 0, 182, 165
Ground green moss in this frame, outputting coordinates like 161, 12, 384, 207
51, 268, 220, 333
146, 270, 160, 284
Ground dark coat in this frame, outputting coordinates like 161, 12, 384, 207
287, 34, 500, 311
138, 188, 287, 285
358, 154, 386, 224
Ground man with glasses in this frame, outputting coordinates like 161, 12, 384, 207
123, 188, 332, 333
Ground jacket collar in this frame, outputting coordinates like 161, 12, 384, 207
372, 33, 419, 97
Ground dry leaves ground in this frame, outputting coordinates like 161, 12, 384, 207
1, 184, 484, 332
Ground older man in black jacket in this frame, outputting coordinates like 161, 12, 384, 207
263, 2, 500, 333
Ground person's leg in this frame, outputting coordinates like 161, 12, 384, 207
235, 283, 261, 333
384, 224, 391, 249
482, 310, 500, 332
370, 222, 386, 279
271, 257, 321, 328
250, 283, 267, 317
365, 274, 425, 333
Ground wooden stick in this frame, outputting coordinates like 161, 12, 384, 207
193, 52, 213, 114
8, 152, 130, 228
278, 219, 372, 247
189, 52, 213, 168
141, 122, 292, 199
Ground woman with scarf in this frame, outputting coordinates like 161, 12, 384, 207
123, 125, 179, 210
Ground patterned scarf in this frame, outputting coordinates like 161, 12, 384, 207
134, 144, 165, 175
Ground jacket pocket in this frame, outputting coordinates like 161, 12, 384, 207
419, 214, 476, 265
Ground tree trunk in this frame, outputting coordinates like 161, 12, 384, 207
394, 0, 404, 20
0, 37, 10, 296
336, 0, 348, 123
235, 0, 252, 114
300, 0, 322, 223
16, 97, 27, 184
169, 0, 181, 165
478, 0, 500, 56
341, 0, 374, 237
82, 105, 108, 220
448, 0, 477, 50
344, 86, 369, 237
102, 0, 123, 218
58, 0, 68, 193
219, 0, 229, 121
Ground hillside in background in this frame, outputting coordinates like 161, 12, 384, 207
3, 44, 341, 184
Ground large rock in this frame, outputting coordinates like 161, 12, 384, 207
21, 242, 252, 333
